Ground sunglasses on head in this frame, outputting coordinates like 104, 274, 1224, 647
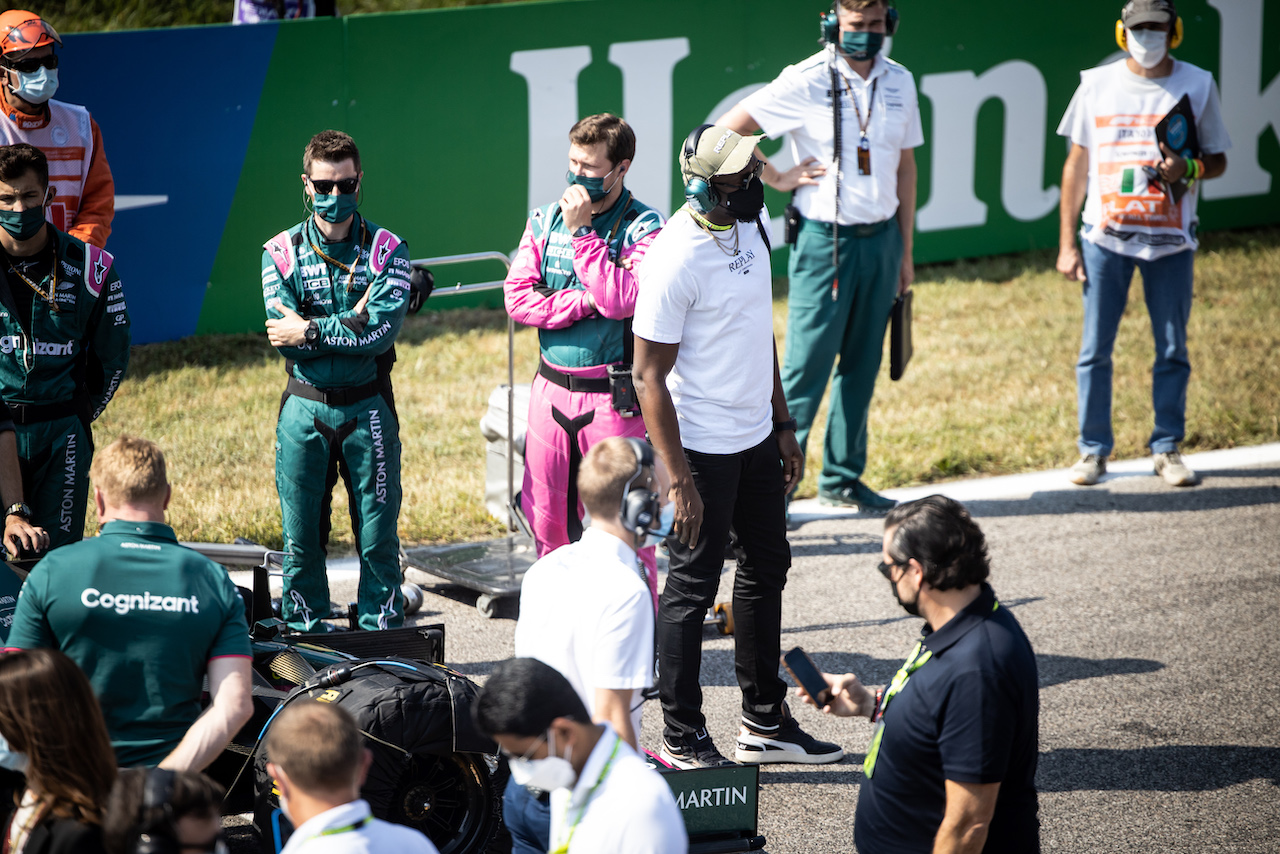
4, 53, 57, 74
308, 176, 359, 195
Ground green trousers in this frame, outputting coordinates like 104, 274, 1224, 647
276, 392, 403, 632
16, 413, 91, 551
781, 216, 902, 491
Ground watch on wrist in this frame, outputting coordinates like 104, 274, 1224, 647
5, 502, 31, 521
304, 320, 320, 344
773, 418, 798, 433
572, 225, 593, 239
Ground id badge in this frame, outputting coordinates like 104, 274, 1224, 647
857, 134, 872, 176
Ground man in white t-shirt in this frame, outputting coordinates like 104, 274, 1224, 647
717, 0, 923, 514
633, 125, 842, 769
509, 436, 670, 854
1057, 0, 1230, 488
475, 658, 688, 854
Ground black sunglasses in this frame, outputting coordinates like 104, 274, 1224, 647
308, 176, 359, 195
712, 159, 764, 191
877, 559, 908, 579
4, 54, 57, 74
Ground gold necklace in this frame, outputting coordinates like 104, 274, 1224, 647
8, 255, 58, 311
685, 207, 740, 256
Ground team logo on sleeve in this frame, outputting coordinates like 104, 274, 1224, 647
84, 246, 114, 298
369, 229, 402, 276
265, 231, 297, 279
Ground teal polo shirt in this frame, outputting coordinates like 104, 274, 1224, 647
5, 520, 251, 767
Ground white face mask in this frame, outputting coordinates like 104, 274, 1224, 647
508, 728, 577, 793
1126, 27, 1169, 69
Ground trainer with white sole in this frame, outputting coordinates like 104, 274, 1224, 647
797, 496, 1040, 853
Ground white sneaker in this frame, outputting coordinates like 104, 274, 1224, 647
1069, 454, 1107, 486
1154, 451, 1198, 487
735, 713, 844, 765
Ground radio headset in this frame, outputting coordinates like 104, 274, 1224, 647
134, 769, 180, 854
619, 438, 660, 536
682, 124, 721, 214
1114, 14, 1183, 50
819, 0, 898, 44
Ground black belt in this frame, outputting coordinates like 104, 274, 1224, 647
800, 216, 893, 238
7, 399, 83, 425
538, 361, 610, 394
285, 376, 383, 407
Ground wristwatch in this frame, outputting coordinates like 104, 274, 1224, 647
572, 225, 593, 239
5, 502, 31, 520
773, 418, 798, 433
304, 320, 320, 344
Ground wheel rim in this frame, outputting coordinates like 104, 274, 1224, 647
390, 753, 492, 854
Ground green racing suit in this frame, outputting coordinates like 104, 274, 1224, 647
0, 228, 129, 551
262, 213, 411, 632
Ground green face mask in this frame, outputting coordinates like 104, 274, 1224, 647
312, 191, 359, 224
839, 30, 884, 62
0, 205, 47, 241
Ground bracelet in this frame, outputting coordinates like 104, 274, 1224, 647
1185, 157, 1198, 180
1195, 158, 1205, 179
773, 418, 797, 433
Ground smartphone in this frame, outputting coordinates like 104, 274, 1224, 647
782, 646, 831, 706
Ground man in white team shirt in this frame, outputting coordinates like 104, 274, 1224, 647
1057, 0, 1229, 488
509, 436, 670, 854
634, 125, 841, 770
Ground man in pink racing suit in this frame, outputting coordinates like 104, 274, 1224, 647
504, 113, 664, 605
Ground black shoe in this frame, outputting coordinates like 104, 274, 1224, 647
660, 729, 736, 769
735, 708, 844, 765
818, 481, 897, 514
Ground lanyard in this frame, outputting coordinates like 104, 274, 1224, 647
862, 639, 933, 779
841, 72, 878, 139
550, 738, 621, 854
301, 814, 371, 844
306, 216, 368, 290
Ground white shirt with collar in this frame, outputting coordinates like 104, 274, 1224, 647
742, 48, 924, 225
548, 724, 688, 854
515, 527, 654, 735
279, 799, 440, 854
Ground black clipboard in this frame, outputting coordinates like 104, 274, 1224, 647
1147, 94, 1201, 204
890, 290, 912, 382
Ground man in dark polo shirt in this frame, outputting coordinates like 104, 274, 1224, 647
799, 495, 1039, 853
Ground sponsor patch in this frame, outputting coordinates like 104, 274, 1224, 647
265, 230, 296, 279
368, 229, 402, 276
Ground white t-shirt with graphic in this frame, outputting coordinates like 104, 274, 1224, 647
1057, 58, 1231, 260
634, 209, 775, 455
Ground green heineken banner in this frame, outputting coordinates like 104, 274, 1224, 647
62, 0, 1279, 342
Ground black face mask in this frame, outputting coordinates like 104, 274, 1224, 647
722, 177, 765, 222
890, 576, 921, 617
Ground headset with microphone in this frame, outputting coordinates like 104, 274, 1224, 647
681, 124, 721, 215
819, 0, 899, 46
619, 438, 660, 536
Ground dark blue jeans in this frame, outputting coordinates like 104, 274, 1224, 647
1077, 242, 1194, 456
502, 776, 550, 854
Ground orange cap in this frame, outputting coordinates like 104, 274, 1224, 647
0, 11, 60, 58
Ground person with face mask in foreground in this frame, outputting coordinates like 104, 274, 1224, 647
0, 11, 115, 249
509, 436, 670, 854
264, 702, 439, 854
262, 129, 412, 632
475, 658, 687, 854
796, 496, 1041, 854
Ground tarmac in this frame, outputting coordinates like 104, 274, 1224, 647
231, 443, 1280, 852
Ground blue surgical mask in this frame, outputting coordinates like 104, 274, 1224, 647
10, 66, 58, 105
565, 167, 620, 203
839, 30, 884, 62
0, 732, 28, 773
312, 191, 359, 224
643, 503, 676, 549
0, 204, 47, 241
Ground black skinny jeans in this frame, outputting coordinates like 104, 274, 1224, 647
657, 434, 792, 742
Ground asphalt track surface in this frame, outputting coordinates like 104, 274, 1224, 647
230, 444, 1280, 853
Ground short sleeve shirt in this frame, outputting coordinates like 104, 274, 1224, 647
1057, 58, 1231, 260
742, 49, 924, 225
6, 520, 251, 766
855, 584, 1040, 853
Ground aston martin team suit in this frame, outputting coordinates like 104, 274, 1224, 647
0, 91, 115, 249
263, 214, 411, 632
504, 191, 662, 603
0, 227, 129, 550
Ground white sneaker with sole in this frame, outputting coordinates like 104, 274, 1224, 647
1154, 451, 1198, 486
1069, 454, 1107, 486
735, 714, 844, 765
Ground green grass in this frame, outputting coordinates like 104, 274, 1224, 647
94, 226, 1280, 549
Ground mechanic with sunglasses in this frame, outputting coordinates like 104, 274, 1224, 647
0, 11, 114, 250
262, 129, 412, 633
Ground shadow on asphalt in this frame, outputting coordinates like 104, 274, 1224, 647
1037, 745, 1280, 791
964, 479, 1280, 518
787, 531, 883, 558
1035, 654, 1164, 688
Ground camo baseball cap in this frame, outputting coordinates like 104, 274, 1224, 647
679, 125, 763, 182
1122, 0, 1176, 27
